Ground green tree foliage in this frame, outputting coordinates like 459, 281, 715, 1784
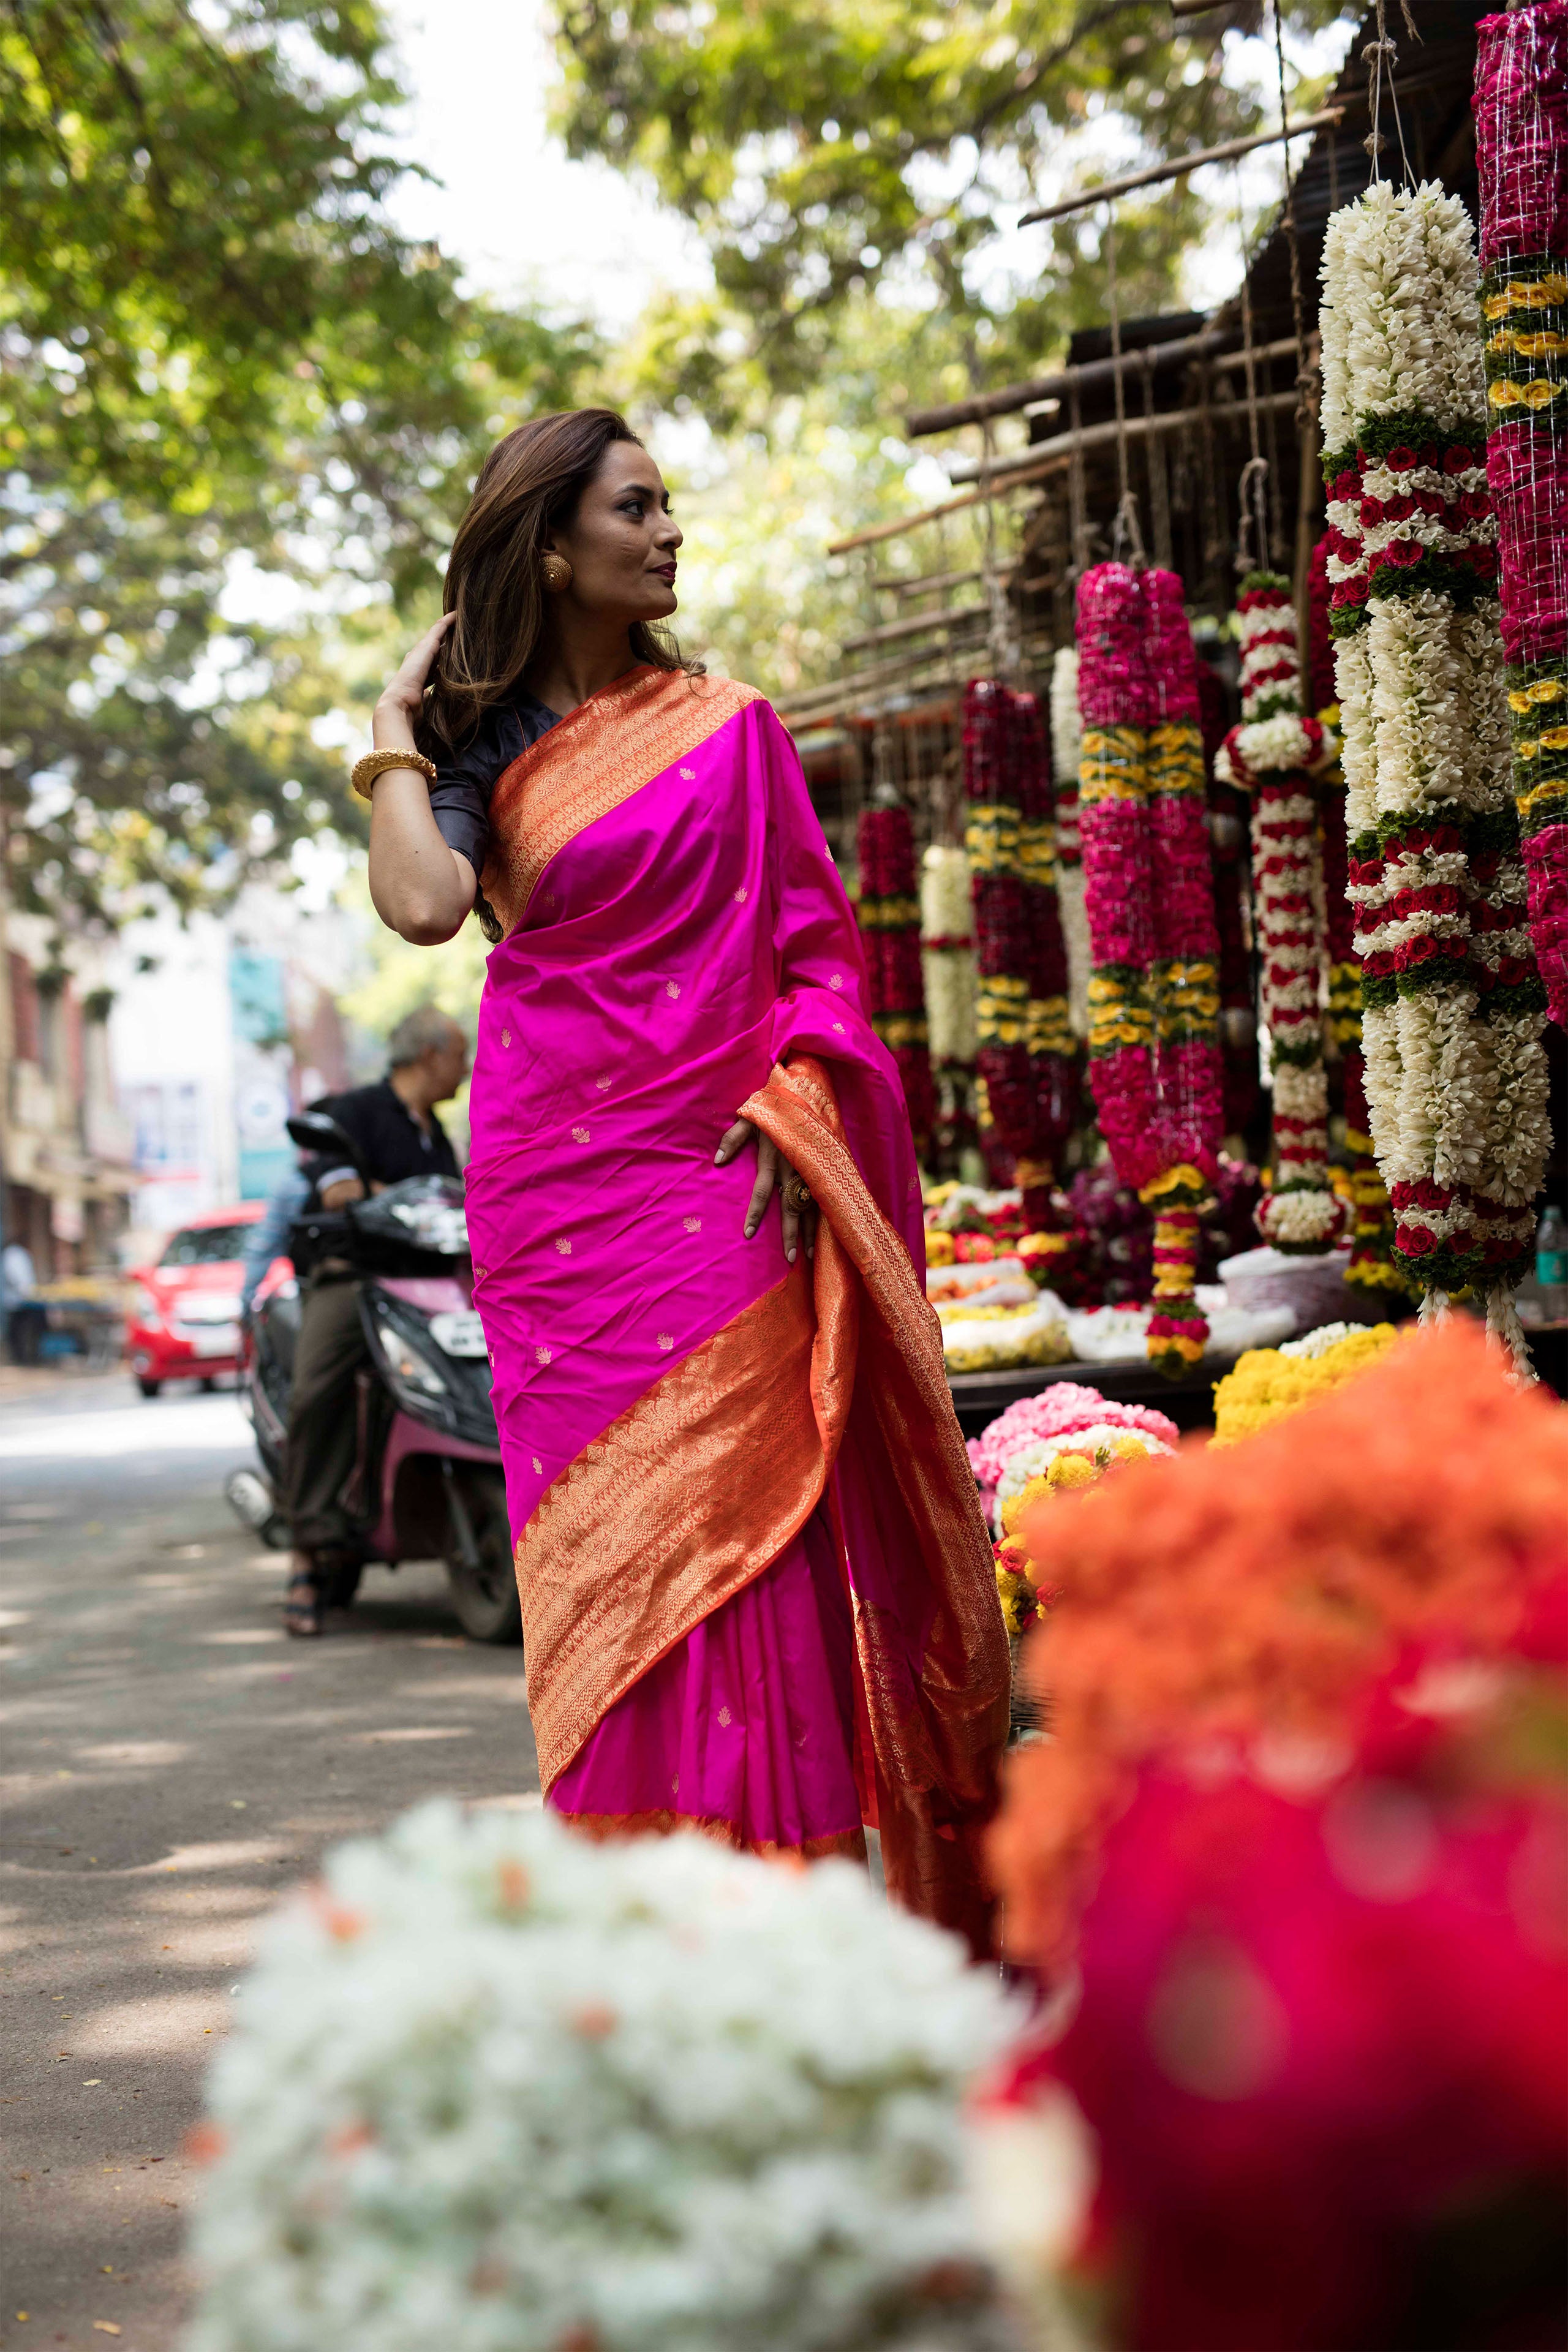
554, 0, 1341, 420
1, 0, 598, 933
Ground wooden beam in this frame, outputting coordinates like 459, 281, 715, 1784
907, 324, 1232, 439
1017, 109, 1341, 228
940, 346, 1300, 481
829, 388, 1298, 555
871, 564, 984, 598
841, 601, 991, 655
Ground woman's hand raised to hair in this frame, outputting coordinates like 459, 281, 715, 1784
366, 613, 474, 949
373, 612, 456, 744
715, 1119, 817, 1265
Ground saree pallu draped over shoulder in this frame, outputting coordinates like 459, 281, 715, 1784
465, 663, 1008, 1953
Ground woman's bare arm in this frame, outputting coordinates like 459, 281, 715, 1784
365, 616, 475, 946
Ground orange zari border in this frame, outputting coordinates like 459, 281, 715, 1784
515, 1055, 1008, 1953
480, 664, 760, 935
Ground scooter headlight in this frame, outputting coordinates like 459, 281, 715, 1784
374, 1317, 449, 1399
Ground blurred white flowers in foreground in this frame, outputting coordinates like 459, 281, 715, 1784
185, 1801, 1024, 2352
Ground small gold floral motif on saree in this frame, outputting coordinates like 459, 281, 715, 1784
555, 1237, 571, 1256
832, 1021, 845, 1033
683, 1215, 701, 1232
679, 766, 696, 780
595, 1074, 612, 1091
532, 1455, 543, 1474
534, 1344, 552, 1366
717, 1705, 732, 1728
734, 885, 748, 903
500, 1028, 511, 1049
572, 1125, 590, 1143
665, 979, 680, 998
828, 973, 843, 990
657, 1331, 674, 1351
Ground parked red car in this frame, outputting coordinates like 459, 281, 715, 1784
126, 1203, 267, 1398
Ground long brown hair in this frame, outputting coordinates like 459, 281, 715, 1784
417, 408, 690, 761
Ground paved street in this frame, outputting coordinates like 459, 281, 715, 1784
0, 1369, 539, 2348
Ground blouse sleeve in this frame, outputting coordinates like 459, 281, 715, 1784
426, 706, 524, 877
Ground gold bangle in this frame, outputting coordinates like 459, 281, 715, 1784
350, 747, 438, 801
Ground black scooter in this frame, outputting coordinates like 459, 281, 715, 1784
224, 1112, 520, 1643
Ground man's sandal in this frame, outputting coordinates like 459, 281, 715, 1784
283, 1573, 323, 1638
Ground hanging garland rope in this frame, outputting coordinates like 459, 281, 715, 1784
1049, 647, 1093, 1041
1474, 0, 1568, 1027
1077, 562, 1224, 1373
1308, 534, 1401, 1294
856, 803, 935, 1159
1321, 179, 1551, 1364
1215, 575, 1349, 1254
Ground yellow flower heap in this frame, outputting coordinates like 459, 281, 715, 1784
1212, 1322, 1401, 1446
993, 1434, 1156, 1636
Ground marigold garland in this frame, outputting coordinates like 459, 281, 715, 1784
1475, 0, 1568, 1024
1076, 563, 1224, 1372
1215, 573, 1349, 1254
856, 804, 935, 1155
1321, 180, 1553, 1357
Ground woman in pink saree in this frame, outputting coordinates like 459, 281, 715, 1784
363, 409, 1006, 1950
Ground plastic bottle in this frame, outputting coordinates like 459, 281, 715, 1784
1537, 1204, 1568, 1321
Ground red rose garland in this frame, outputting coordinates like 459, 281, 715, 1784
1475, 0, 1568, 1024
856, 804, 934, 1154
1077, 563, 1224, 1373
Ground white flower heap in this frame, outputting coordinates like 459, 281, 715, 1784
1321, 181, 1551, 1355
1049, 647, 1091, 1038
1215, 577, 1346, 1255
186, 1802, 1019, 2352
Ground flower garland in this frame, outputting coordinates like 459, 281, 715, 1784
857, 804, 935, 1155
1475, 0, 1568, 1024
1049, 647, 1092, 1039
963, 680, 1077, 1202
1077, 562, 1224, 1372
1321, 180, 1552, 1355
919, 842, 979, 1174
1310, 535, 1401, 1292
1215, 575, 1349, 1254
1199, 657, 1261, 1139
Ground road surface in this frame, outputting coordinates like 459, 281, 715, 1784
0, 1369, 538, 2348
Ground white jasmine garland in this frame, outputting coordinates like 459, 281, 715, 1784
1280, 1319, 1363, 1358
1049, 650, 1082, 854
1259, 1188, 1348, 1247
186, 1803, 1022, 2352
921, 846, 979, 1068
1321, 181, 1551, 1355
1232, 716, 1321, 775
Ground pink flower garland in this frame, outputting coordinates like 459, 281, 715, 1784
1476, 0, 1568, 1025
1077, 563, 1224, 1373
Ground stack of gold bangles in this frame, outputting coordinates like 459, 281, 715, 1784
350, 748, 438, 801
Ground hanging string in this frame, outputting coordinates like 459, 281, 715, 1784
1363, 0, 1416, 186
1140, 346, 1174, 569
1270, 0, 1314, 435
1230, 155, 1268, 575
1067, 369, 1090, 579
1103, 206, 1145, 566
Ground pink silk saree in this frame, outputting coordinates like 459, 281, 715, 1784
466, 663, 1008, 1950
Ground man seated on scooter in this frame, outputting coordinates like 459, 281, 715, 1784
284, 1004, 469, 1636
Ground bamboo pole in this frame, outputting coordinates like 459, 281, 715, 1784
904, 326, 1296, 439
841, 600, 991, 655
1017, 110, 1341, 227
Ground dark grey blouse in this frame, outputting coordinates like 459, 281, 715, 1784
428, 692, 560, 876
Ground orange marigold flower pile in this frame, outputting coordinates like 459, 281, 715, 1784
987, 1319, 1568, 1969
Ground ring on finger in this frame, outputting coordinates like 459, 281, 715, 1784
782, 1174, 812, 1213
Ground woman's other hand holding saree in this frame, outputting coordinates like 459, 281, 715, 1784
366, 615, 477, 947
715, 1119, 817, 1263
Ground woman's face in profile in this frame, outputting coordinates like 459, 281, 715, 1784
546, 442, 682, 625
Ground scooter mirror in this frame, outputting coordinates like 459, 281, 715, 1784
287, 1112, 355, 1157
